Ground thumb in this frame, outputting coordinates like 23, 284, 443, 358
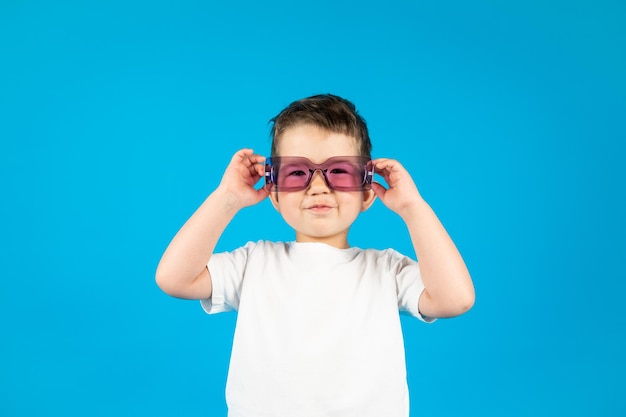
371, 182, 387, 199
253, 187, 270, 204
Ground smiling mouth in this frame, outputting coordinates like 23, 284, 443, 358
307, 204, 334, 211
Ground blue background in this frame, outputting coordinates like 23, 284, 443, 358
1, 1, 624, 416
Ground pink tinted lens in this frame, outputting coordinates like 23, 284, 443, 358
325, 161, 364, 189
277, 161, 311, 189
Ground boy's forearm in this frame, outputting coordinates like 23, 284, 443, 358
400, 199, 475, 318
155, 187, 240, 296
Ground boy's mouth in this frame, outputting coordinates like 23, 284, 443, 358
306, 204, 334, 212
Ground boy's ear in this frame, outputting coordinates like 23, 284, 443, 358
361, 189, 376, 212
269, 191, 280, 212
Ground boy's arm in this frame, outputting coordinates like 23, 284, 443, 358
155, 149, 269, 300
371, 158, 475, 318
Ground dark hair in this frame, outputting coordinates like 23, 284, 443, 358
269, 94, 372, 157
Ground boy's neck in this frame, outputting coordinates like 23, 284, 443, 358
294, 233, 350, 249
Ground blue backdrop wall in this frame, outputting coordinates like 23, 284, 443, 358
1, 1, 624, 416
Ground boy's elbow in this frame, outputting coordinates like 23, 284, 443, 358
155, 269, 173, 294
155, 273, 186, 298
452, 280, 475, 315
440, 293, 474, 318
155, 266, 182, 297
155, 266, 212, 300
421, 285, 475, 318
451, 274, 475, 315
457, 290, 475, 315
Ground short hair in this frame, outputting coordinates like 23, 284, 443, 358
269, 94, 372, 158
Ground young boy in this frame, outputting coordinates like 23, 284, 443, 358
156, 94, 475, 417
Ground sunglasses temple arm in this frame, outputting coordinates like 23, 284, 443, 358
263, 162, 273, 190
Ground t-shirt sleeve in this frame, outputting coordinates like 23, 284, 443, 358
391, 250, 436, 323
200, 241, 256, 314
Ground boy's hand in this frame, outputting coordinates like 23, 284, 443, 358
217, 148, 269, 210
371, 158, 423, 218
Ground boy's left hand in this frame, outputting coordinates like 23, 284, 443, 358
371, 158, 423, 217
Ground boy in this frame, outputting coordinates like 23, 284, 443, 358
156, 94, 475, 417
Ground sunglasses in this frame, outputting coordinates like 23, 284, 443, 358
264, 156, 374, 192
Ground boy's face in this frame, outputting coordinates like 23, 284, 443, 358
269, 124, 376, 248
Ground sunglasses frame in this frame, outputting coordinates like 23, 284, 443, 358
264, 156, 374, 192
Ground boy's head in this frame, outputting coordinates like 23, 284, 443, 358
269, 94, 372, 158
266, 94, 377, 248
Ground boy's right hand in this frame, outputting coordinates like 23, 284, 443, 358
217, 148, 269, 210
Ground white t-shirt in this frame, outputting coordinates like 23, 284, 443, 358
202, 241, 432, 417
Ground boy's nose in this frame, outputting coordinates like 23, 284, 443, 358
307, 169, 330, 193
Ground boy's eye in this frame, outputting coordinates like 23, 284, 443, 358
328, 163, 358, 175
286, 169, 307, 177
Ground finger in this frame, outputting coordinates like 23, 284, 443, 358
373, 158, 400, 173
245, 160, 260, 177
370, 182, 387, 198
256, 186, 270, 198
373, 163, 392, 183
242, 152, 262, 166
233, 150, 266, 177
233, 148, 254, 162
252, 161, 266, 178
371, 161, 391, 179
233, 149, 264, 165
372, 157, 394, 166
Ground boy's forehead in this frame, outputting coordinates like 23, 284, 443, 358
275, 124, 360, 161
